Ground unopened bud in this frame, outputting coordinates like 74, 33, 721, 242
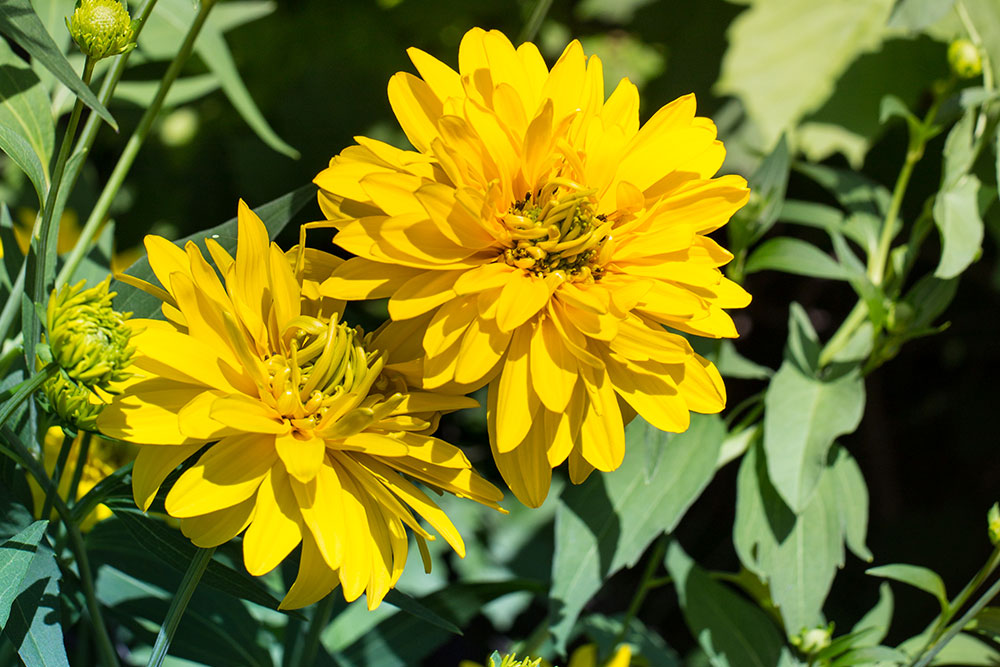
948, 39, 983, 79
988, 503, 1000, 545
792, 624, 833, 655
66, 0, 136, 60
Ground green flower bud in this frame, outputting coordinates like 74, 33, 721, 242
791, 624, 833, 656
66, 0, 136, 60
988, 503, 1000, 545
948, 39, 983, 79
488, 653, 542, 667
39, 276, 134, 429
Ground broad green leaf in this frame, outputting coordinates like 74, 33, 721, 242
0, 0, 115, 128
866, 563, 948, 610
763, 360, 865, 511
3, 535, 69, 667
941, 110, 976, 189
784, 302, 820, 373
933, 174, 983, 278
900, 275, 958, 338
851, 583, 892, 646
575, 0, 656, 23
0, 122, 46, 205
718, 0, 894, 147
887, 0, 955, 32
879, 94, 919, 127
579, 33, 665, 92
111, 183, 317, 318
665, 540, 788, 667
779, 201, 875, 251
749, 134, 790, 243
745, 237, 851, 280
548, 415, 726, 650
582, 614, 682, 667
0, 38, 53, 189
960, 0, 1000, 88
113, 74, 220, 109
913, 632, 1000, 666
692, 339, 772, 381
140, 0, 296, 158
968, 606, 1000, 636
0, 520, 47, 628
796, 163, 891, 217
827, 444, 872, 561
829, 645, 908, 667
382, 589, 461, 636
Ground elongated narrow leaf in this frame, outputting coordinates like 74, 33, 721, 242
383, 589, 462, 636
0, 38, 52, 189
850, 583, 893, 647
548, 415, 726, 650
2, 531, 69, 667
933, 174, 983, 279
111, 183, 316, 317
0, 520, 47, 627
666, 541, 789, 667
745, 237, 851, 280
866, 563, 948, 610
0, 122, 46, 205
0, 0, 115, 128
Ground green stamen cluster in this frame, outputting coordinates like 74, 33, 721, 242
502, 178, 609, 283
67, 0, 136, 60
40, 276, 133, 429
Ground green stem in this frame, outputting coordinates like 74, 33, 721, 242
0, 362, 58, 429
0, 425, 119, 667
912, 569, 1000, 667
0, 262, 25, 347
146, 547, 216, 667
518, 0, 553, 44
817, 301, 868, 369
26, 58, 95, 366
40, 430, 72, 522
614, 535, 668, 648
66, 431, 92, 508
57, 0, 216, 289
297, 594, 335, 667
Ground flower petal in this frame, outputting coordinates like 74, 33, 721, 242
243, 465, 303, 576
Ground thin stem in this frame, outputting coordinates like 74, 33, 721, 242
57, 0, 216, 289
614, 535, 668, 648
0, 425, 119, 667
0, 362, 58, 429
297, 594, 335, 667
518, 0, 554, 44
0, 262, 25, 346
67, 431, 92, 508
868, 140, 922, 288
26, 58, 95, 366
146, 547, 216, 667
912, 572, 1000, 667
40, 430, 72, 521
817, 301, 868, 369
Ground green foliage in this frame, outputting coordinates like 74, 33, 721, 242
0, 38, 53, 206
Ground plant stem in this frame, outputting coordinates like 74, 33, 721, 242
146, 547, 216, 667
296, 594, 335, 667
0, 424, 119, 667
26, 58, 95, 367
40, 430, 72, 521
817, 301, 868, 369
518, 0, 553, 43
0, 262, 25, 347
614, 535, 668, 648
66, 431, 92, 509
912, 570, 1000, 667
0, 362, 58, 429
57, 0, 216, 289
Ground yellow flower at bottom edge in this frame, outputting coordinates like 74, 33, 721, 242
313, 27, 751, 507
460, 644, 632, 667
27, 427, 136, 531
97, 201, 505, 610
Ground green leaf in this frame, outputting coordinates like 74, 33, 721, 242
827, 446, 872, 561
968, 606, 1000, 636
960, 0, 1000, 89
829, 645, 908, 667
111, 183, 317, 318
140, 0, 296, 158
763, 358, 865, 511
0, 122, 46, 206
933, 174, 984, 278
850, 585, 892, 648
866, 563, 948, 611
0, 0, 115, 129
718, 0, 894, 147
665, 540, 789, 667
575, 0, 657, 23
382, 589, 461, 636
579, 33, 665, 92
104, 508, 286, 612
113, 74, 220, 109
734, 443, 863, 634
548, 415, 726, 650
0, 520, 47, 628
879, 94, 919, 127
0, 38, 53, 191
745, 237, 851, 280
941, 110, 976, 189
900, 275, 958, 337
887, 0, 955, 32
3, 534, 69, 667
748, 134, 791, 243
581, 614, 682, 667
692, 339, 773, 381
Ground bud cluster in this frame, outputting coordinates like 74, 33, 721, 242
66, 0, 136, 60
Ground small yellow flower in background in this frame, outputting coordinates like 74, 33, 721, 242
460, 644, 632, 667
3, 209, 140, 274
27, 427, 135, 531
67, 0, 136, 60
39, 276, 134, 429
98, 201, 505, 610
314, 28, 750, 507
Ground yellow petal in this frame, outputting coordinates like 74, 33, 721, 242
529, 315, 577, 413
291, 463, 345, 572
387, 72, 442, 153
177, 390, 235, 440
98, 379, 202, 445
578, 365, 625, 472
210, 394, 289, 434
132, 327, 245, 393
280, 532, 340, 610
487, 381, 551, 508
454, 315, 510, 386
495, 327, 534, 453
407, 46, 462, 101
165, 433, 276, 518
276, 431, 326, 483
495, 273, 549, 332
132, 443, 202, 511
388, 269, 464, 320
604, 353, 690, 434
678, 354, 726, 413
336, 432, 409, 457
321, 257, 422, 300
180, 495, 256, 548
243, 465, 302, 576
328, 459, 373, 602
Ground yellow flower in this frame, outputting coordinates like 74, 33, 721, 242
97, 201, 505, 610
28, 427, 136, 531
313, 28, 750, 507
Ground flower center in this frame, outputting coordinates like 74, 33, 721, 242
262, 315, 377, 429
500, 178, 610, 283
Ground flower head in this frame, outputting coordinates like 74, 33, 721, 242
98, 201, 504, 609
314, 28, 750, 506
67, 0, 136, 60
947, 39, 982, 79
40, 276, 133, 429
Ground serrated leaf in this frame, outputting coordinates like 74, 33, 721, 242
763, 359, 865, 512
718, 0, 894, 147
111, 183, 316, 317
866, 563, 948, 610
666, 540, 788, 667
0, 520, 47, 628
933, 174, 983, 278
745, 237, 851, 280
548, 415, 725, 650
0, 0, 114, 128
